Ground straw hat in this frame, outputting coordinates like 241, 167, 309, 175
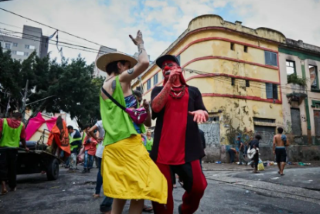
96, 52, 137, 72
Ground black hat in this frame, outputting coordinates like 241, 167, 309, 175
156, 55, 180, 68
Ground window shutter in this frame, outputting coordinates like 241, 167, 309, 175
271, 52, 277, 66
266, 83, 273, 99
265, 51, 278, 66
272, 84, 278, 100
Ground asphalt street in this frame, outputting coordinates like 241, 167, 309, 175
0, 165, 319, 214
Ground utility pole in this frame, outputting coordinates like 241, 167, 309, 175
21, 79, 29, 124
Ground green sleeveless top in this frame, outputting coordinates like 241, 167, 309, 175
100, 76, 145, 146
145, 138, 153, 151
0, 119, 23, 148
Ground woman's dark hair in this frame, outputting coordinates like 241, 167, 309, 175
133, 90, 142, 99
255, 135, 262, 140
106, 60, 127, 75
277, 127, 284, 134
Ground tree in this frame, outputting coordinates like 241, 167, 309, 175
0, 47, 104, 127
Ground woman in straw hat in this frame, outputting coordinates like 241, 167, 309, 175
96, 31, 167, 214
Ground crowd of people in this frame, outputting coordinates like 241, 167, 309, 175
0, 30, 290, 214
228, 127, 289, 175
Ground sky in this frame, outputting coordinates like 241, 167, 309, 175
0, 0, 319, 64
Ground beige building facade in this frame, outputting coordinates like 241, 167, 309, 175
132, 15, 289, 161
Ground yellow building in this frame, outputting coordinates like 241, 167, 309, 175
132, 15, 286, 161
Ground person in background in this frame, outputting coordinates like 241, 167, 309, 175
273, 127, 289, 176
82, 126, 97, 173
145, 130, 153, 153
67, 125, 82, 171
245, 136, 253, 157
249, 135, 262, 173
88, 120, 113, 213
88, 120, 105, 197
237, 136, 247, 165
228, 147, 237, 163
0, 112, 28, 195
199, 129, 206, 169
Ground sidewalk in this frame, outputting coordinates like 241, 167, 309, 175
202, 161, 320, 171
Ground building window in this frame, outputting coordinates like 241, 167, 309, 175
246, 80, 250, 87
230, 43, 234, 51
286, 60, 295, 76
5, 43, 11, 49
309, 65, 318, 90
24, 52, 29, 56
208, 116, 219, 122
154, 73, 158, 85
12, 50, 17, 55
13, 43, 18, 47
147, 79, 151, 90
266, 83, 278, 99
16, 51, 24, 56
264, 51, 277, 66
231, 78, 235, 86
244, 46, 248, 53
29, 45, 35, 50
25, 45, 30, 49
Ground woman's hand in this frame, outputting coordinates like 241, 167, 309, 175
129, 30, 144, 46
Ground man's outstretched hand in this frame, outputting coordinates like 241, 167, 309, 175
188, 110, 208, 123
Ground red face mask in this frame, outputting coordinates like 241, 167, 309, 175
161, 60, 187, 85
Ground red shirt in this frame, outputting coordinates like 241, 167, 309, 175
84, 137, 97, 156
157, 88, 189, 165
151, 86, 207, 164
0, 118, 26, 141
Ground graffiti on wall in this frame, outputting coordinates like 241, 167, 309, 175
199, 123, 220, 146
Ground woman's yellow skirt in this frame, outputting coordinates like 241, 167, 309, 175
101, 134, 168, 204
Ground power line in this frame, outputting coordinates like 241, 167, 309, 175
0, 30, 115, 55
1, 28, 101, 52
0, 7, 114, 49
0, 21, 92, 47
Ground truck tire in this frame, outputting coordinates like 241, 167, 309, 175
47, 158, 59, 180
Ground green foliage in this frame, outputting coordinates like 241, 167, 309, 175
0, 47, 104, 127
287, 74, 307, 87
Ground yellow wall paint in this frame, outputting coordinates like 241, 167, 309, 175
202, 96, 283, 145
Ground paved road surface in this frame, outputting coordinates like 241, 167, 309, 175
1, 165, 319, 214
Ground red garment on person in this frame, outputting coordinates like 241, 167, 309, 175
83, 136, 97, 156
157, 87, 189, 165
0, 118, 26, 141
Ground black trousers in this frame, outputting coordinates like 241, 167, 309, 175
252, 153, 259, 170
0, 149, 18, 189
